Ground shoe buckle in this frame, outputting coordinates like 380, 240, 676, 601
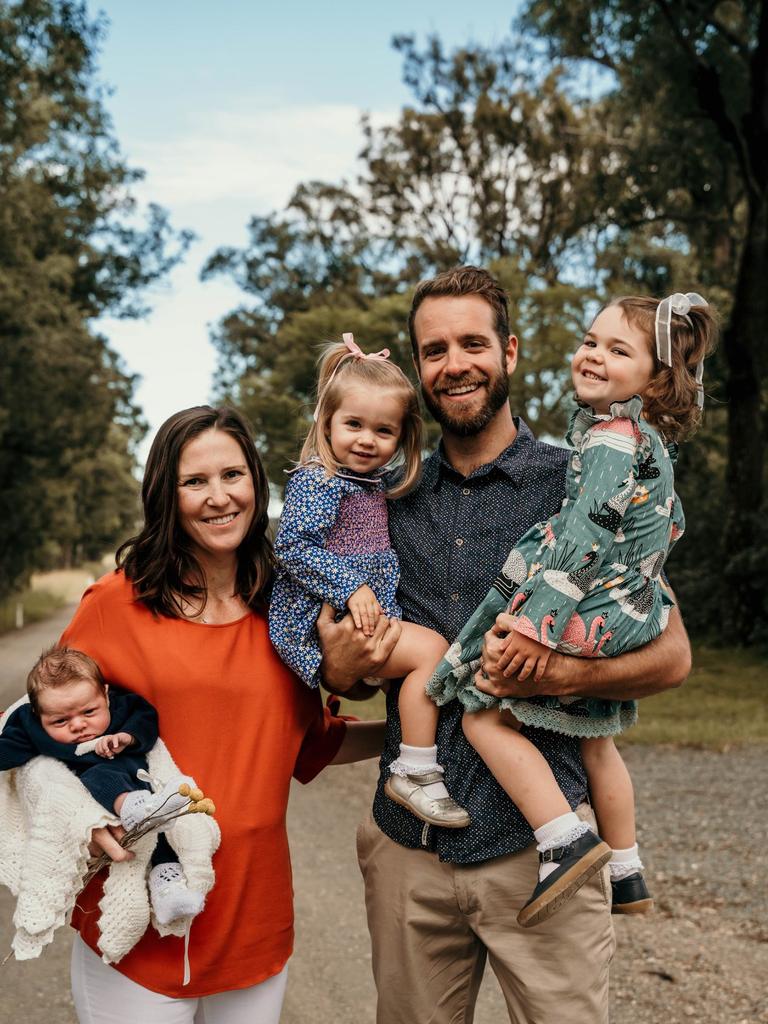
541, 843, 567, 864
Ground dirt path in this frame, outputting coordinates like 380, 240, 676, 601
1, 613, 766, 1023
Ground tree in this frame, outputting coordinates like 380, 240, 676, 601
521, 0, 767, 638
0, 0, 191, 601
203, 40, 607, 483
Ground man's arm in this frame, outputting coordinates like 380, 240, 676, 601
316, 603, 402, 698
477, 605, 691, 701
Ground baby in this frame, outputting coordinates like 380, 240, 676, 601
0, 644, 202, 926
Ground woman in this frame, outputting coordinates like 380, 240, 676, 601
60, 405, 383, 1023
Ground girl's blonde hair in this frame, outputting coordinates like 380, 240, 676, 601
300, 341, 422, 498
603, 296, 720, 442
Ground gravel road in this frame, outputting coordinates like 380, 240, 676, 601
1, 610, 766, 1023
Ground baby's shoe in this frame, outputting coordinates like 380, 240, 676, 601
149, 861, 204, 926
517, 831, 612, 928
611, 872, 654, 915
384, 772, 470, 828
120, 776, 193, 831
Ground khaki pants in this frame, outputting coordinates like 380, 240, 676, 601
356, 806, 615, 1024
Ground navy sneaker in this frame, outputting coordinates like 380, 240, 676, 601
517, 831, 612, 928
611, 872, 654, 914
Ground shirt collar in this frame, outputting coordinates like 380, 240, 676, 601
424, 417, 537, 490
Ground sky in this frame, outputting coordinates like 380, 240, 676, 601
92, 1, 522, 463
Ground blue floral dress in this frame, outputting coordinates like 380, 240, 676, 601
269, 465, 401, 689
427, 397, 684, 738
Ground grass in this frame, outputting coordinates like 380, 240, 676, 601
0, 588, 67, 634
328, 645, 768, 751
0, 564, 105, 636
619, 645, 767, 750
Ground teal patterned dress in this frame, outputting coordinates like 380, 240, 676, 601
426, 397, 684, 738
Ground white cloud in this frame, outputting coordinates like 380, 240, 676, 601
128, 104, 395, 213
102, 102, 397, 464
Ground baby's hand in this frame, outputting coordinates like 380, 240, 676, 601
94, 732, 134, 759
498, 630, 552, 682
347, 585, 383, 637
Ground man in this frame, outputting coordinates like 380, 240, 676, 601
318, 266, 690, 1023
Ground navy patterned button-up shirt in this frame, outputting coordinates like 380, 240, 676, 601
375, 418, 588, 863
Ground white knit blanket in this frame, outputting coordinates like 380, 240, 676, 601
0, 696, 220, 964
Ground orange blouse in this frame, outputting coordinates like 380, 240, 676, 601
60, 570, 346, 997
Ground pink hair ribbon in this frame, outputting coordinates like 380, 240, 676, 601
312, 333, 391, 421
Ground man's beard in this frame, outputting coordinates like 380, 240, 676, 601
422, 365, 510, 438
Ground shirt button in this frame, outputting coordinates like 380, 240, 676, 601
451, 593, 460, 602
455, 538, 464, 547
462, 488, 470, 495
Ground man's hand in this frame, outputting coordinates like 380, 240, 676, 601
88, 824, 132, 862
94, 732, 133, 759
316, 602, 401, 694
347, 584, 383, 637
476, 604, 692, 702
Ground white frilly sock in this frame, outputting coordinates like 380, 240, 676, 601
609, 844, 644, 880
389, 743, 450, 800
534, 813, 592, 882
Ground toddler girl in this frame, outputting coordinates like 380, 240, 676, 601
269, 334, 470, 823
390, 292, 718, 927
0, 645, 204, 926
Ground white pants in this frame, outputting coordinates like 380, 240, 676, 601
71, 935, 288, 1024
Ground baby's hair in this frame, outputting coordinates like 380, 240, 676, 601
27, 645, 105, 715
300, 341, 422, 499
604, 296, 720, 442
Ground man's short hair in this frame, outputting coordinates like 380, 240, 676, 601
408, 265, 511, 360
26, 645, 105, 715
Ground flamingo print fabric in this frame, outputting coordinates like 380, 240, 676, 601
427, 396, 684, 738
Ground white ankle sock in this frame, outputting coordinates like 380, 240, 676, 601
534, 813, 592, 882
609, 844, 644, 880
149, 862, 204, 926
390, 744, 449, 800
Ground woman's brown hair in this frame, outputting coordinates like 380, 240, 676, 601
117, 405, 274, 617
300, 342, 422, 499
603, 296, 719, 442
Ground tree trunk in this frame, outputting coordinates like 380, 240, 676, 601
722, 192, 767, 639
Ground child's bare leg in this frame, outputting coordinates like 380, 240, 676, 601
462, 708, 571, 828
581, 736, 651, 912
381, 622, 469, 827
463, 708, 611, 927
580, 736, 636, 848
379, 621, 447, 747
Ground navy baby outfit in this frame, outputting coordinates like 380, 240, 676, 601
0, 686, 175, 864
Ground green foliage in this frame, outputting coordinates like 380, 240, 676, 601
619, 646, 768, 749
0, 0, 191, 600
204, 2, 766, 641
520, 0, 767, 641
0, 587, 66, 634
203, 40, 605, 483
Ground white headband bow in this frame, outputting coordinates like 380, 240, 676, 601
654, 292, 708, 409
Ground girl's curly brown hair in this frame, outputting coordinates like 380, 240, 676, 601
604, 296, 720, 442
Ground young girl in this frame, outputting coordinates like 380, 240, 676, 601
389, 292, 718, 927
269, 334, 471, 825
